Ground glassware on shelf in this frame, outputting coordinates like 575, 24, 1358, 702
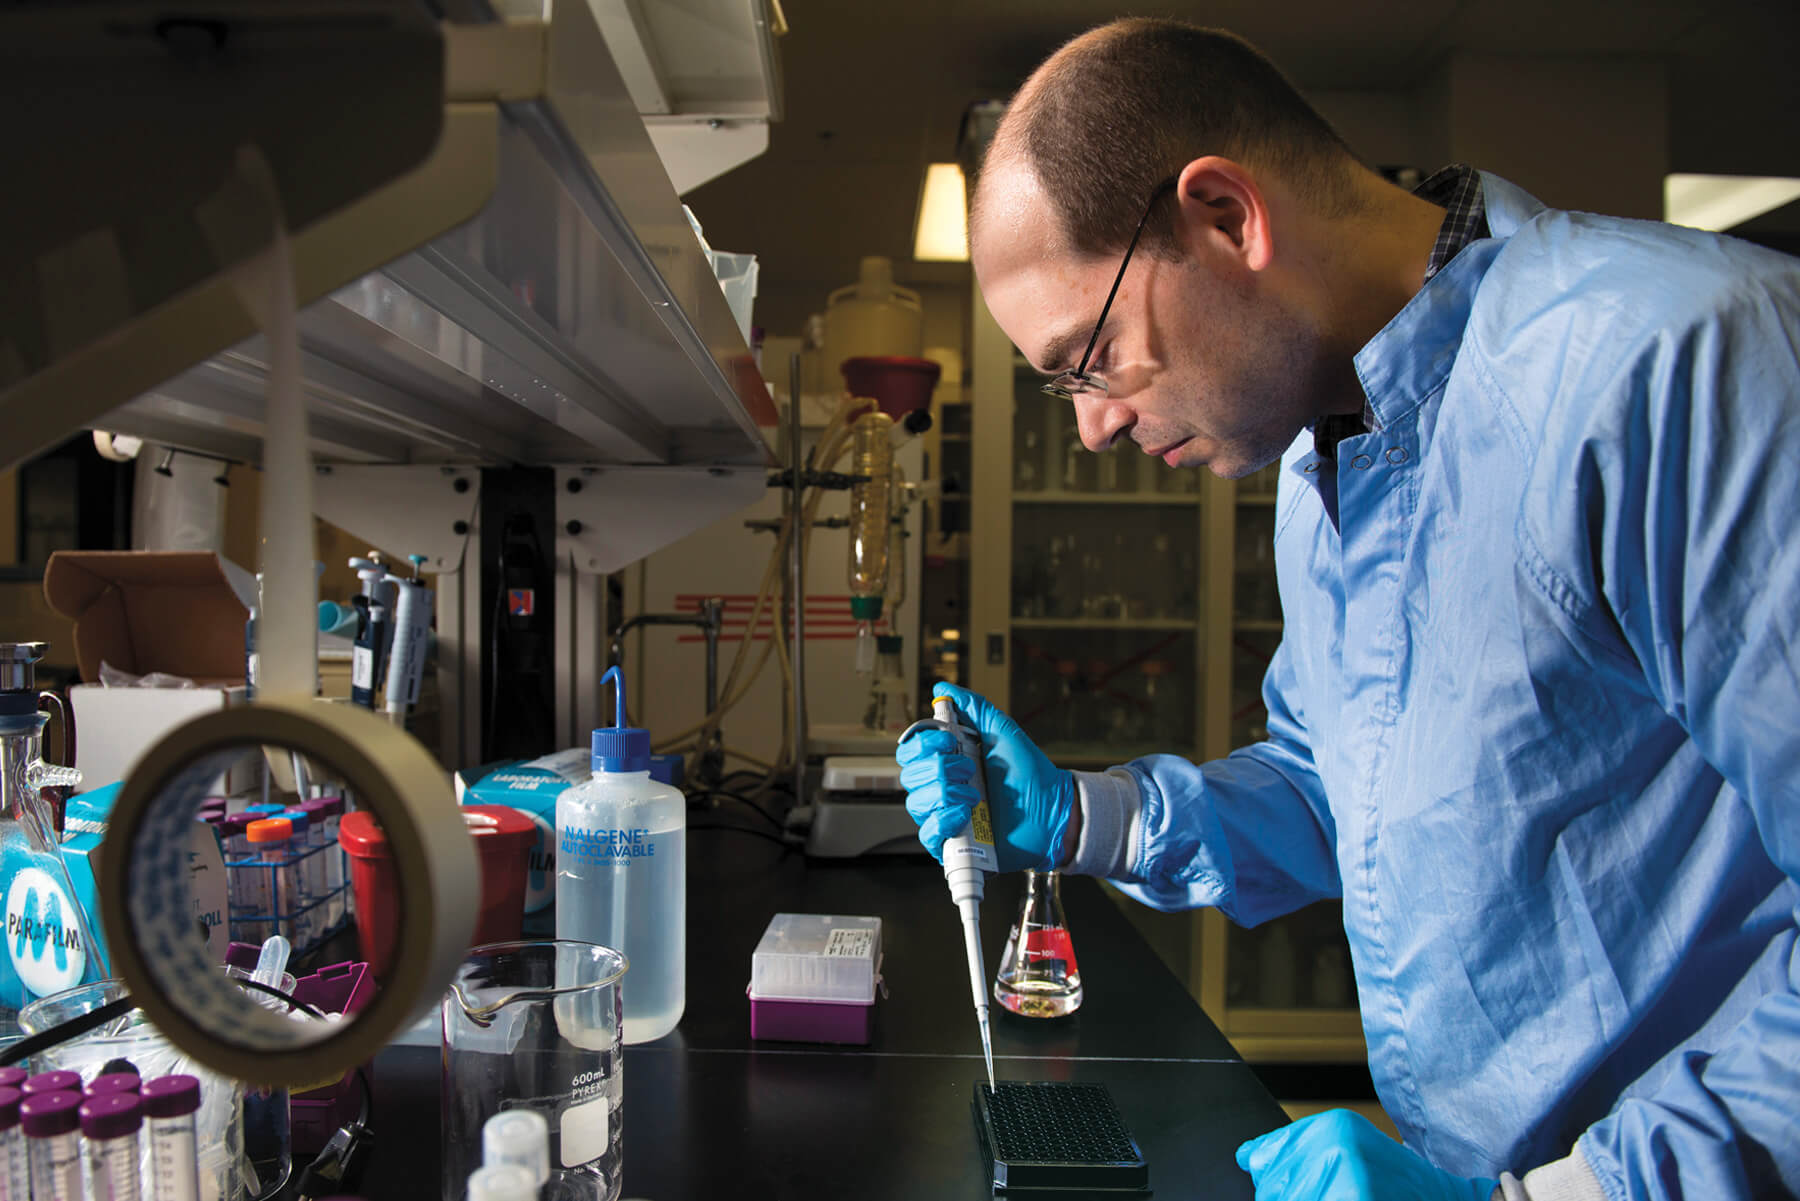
1082, 658, 1112, 745
1257, 921, 1299, 1008
993, 870, 1083, 1018
1234, 503, 1279, 622
1155, 459, 1198, 494
1057, 410, 1096, 493
1013, 393, 1048, 493
1139, 659, 1170, 745
1052, 660, 1080, 745
1239, 461, 1284, 497
1095, 442, 1136, 494
1081, 540, 1116, 619
1053, 533, 1086, 619
1312, 944, 1353, 1008
1011, 545, 1046, 620
1015, 426, 1044, 492
1145, 533, 1175, 619
1172, 541, 1199, 621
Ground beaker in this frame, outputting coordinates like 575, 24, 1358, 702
994, 870, 1083, 1018
441, 940, 628, 1201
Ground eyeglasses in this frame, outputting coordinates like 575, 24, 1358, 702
1041, 176, 1180, 401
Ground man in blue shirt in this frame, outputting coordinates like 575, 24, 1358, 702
898, 17, 1800, 1201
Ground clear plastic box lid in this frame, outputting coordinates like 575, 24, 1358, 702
749, 913, 882, 1003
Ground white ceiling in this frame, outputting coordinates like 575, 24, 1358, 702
685, 0, 1800, 327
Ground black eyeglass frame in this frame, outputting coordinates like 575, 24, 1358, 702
1041, 176, 1180, 401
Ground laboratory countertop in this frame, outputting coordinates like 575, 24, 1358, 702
359, 830, 1286, 1200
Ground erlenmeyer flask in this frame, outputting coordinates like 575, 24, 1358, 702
993, 869, 1083, 1017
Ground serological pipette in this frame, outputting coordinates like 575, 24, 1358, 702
900, 698, 1001, 1089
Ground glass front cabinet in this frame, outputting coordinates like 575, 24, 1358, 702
969, 286, 1363, 1062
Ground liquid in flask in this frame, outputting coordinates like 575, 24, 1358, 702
993, 869, 1083, 1017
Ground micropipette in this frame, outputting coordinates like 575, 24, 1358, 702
899, 698, 1001, 1089
382, 569, 433, 727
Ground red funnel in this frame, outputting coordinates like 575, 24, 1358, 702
841, 355, 941, 417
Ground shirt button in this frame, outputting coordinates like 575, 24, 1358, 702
1385, 447, 1409, 465
1351, 454, 1373, 470
1303, 461, 1320, 474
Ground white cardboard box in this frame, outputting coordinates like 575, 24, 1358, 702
44, 551, 257, 794
68, 683, 252, 794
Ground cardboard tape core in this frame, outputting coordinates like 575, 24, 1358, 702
103, 698, 476, 1086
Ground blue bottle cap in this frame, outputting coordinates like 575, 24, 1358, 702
591, 727, 651, 773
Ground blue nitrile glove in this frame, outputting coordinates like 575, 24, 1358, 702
894, 682, 1074, 873
1236, 1110, 1498, 1201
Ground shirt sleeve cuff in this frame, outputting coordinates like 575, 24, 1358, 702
1064, 768, 1142, 879
1497, 1147, 1608, 1201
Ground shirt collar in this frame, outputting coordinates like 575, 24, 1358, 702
1352, 226, 1504, 430
1313, 164, 1491, 460
1414, 164, 1490, 284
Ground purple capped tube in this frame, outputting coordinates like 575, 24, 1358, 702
20, 1090, 82, 1201
143, 1075, 203, 1201
80, 1093, 143, 1201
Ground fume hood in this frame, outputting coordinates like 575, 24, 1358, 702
0, 0, 785, 763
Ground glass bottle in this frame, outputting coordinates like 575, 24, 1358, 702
993, 869, 1083, 1017
848, 411, 894, 599
0, 643, 96, 1048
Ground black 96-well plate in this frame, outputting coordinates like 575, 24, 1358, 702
972, 1081, 1150, 1194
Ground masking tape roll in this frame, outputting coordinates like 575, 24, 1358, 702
102, 698, 477, 1087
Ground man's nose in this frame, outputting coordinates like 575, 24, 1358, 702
1074, 393, 1134, 452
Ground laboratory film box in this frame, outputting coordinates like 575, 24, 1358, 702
60, 781, 231, 969
42, 551, 256, 794
748, 913, 883, 1045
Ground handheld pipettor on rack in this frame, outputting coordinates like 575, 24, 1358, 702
898, 697, 999, 1089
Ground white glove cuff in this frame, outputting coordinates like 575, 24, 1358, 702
1065, 768, 1142, 878
1498, 1146, 1607, 1201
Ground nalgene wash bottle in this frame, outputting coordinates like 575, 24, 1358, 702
557, 666, 685, 1043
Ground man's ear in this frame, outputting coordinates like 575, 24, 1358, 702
1172, 157, 1274, 273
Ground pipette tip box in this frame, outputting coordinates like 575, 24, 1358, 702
748, 913, 882, 1044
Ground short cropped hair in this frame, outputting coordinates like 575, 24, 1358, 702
978, 19, 1361, 259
